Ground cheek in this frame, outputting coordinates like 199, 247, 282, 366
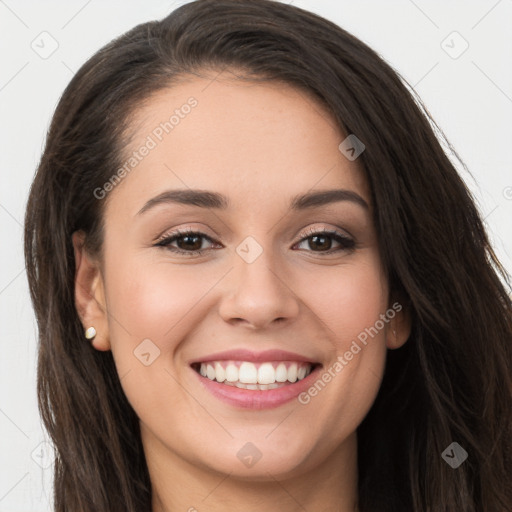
102, 257, 218, 414
298, 256, 389, 409
106, 261, 210, 334
289, 262, 388, 448
305, 257, 388, 343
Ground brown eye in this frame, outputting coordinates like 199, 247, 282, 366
294, 229, 355, 254
174, 233, 203, 251
155, 229, 218, 255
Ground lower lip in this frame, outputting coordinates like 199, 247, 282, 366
193, 365, 322, 409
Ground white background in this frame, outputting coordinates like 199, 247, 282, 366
1, 1, 511, 510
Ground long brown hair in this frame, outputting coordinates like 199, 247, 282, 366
24, 1, 512, 510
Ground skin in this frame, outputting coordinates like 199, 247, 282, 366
73, 71, 411, 512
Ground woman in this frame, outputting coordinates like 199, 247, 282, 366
24, 0, 512, 510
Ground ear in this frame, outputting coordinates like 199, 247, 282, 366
385, 299, 412, 350
72, 231, 110, 351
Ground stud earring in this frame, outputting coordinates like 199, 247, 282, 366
85, 326, 97, 340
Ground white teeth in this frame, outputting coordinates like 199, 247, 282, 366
222, 381, 287, 390
225, 363, 238, 382
197, 360, 314, 387
214, 362, 226, 382
258, 363, 275, 384
275, 363, 288, 382
239, 362, 258, 384
206, 364, 215, 380
287, 363, 298, 383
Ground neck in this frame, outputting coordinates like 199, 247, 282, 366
145, 429, 359, 512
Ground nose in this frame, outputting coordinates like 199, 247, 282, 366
218, 248, 300, 330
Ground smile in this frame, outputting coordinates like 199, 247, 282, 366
192, 360, 315, 390
189, 348, 322, 409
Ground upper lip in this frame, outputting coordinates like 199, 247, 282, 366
189, 349, 320, 365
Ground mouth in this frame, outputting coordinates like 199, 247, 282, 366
189, 348, 323, 409
190, 350, 323, 409
191, 360, 318, 390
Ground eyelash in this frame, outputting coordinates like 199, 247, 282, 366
154, 226, 355, 256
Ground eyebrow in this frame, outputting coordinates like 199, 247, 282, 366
137, 188, 369, 215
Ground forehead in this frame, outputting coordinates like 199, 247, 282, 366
107, 73, 370, 216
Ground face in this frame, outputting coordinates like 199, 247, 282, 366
74, 71, 410, 482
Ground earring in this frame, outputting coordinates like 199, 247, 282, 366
85, 326, 97, 340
